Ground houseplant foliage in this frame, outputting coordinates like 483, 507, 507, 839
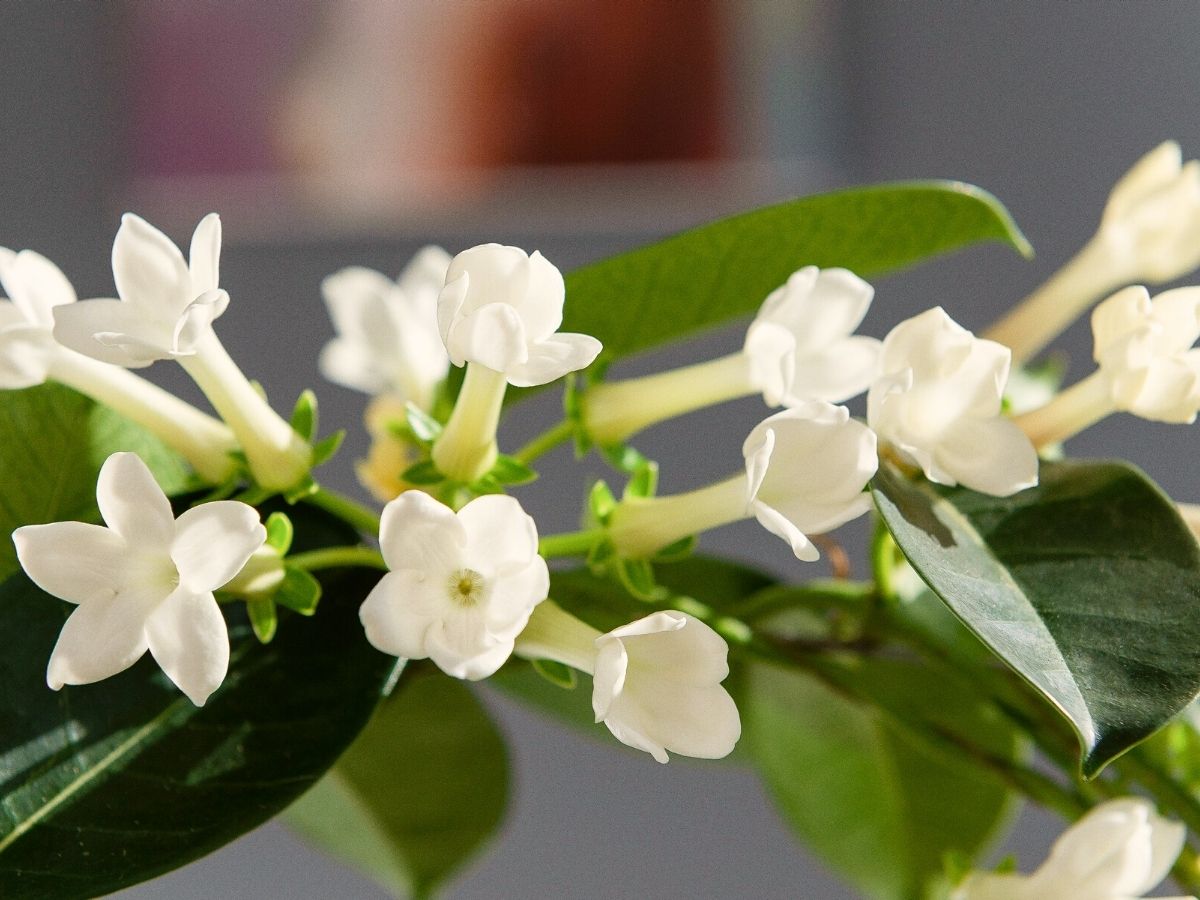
4, 144, 1200, 899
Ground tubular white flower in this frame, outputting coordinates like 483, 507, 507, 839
515, 601, 741, 763
0, 246, 237, 482
583, 266, 880, 447
608, 402, 877, 560
869, 307, 1038, 497
52, 213, 310, 491
12, 452, 265, 706
953, 797, 1190, 900
319, 245, 451, 410
359, 490, 550, 680
987, 141, 1200, 366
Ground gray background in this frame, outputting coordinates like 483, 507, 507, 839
4, 2, 1200, 898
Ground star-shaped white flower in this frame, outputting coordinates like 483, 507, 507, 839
13, 452, 265, 705
742, 402, 878, 560
359, 490, 550, 680
869, 307, 1038, 497
0, 246, 77, 387
53, 213, 228, 367
320, 245, 451, 409
1091, 285, 1200, 423
437, 243, 602, 386
743, 266, 882, 406
954, 798, 1189, 900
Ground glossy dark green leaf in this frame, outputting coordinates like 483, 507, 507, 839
0, 383, 192, 581
0, 505, 396, 899
873, 459, 1200, 776
285, 671, 508, 899
746, 660, 1018, 900
562, 182, 1030, 361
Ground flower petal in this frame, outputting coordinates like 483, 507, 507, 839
935, 417, 1039, 496
359, 569, 451, 659
53, 298, 172, 367
145, 587, 230, 706
1104, 141, 1182, 225
447, 302, 528, 374
396, 245, 451, 299
606, 679, 741, 762
378, 490, 465, 574
172, 289, 228, 354
0, 249, 76, 327
172, 500, 265, 593
188, 213, 222, 295
458, 494, 540, 574
14, 521, 128, 604
47, 593, 150, 690
96, 451, 176, 548
617, 612, 730, 684
1093, 286, 1152, 362
426, 624, 514, 680
750, 501, 821, 561
784, 336, 883, 404
507, 333, 602, 386
321, 266, 396, 341
0, 323, 56, 388
319, 337, 388, 395
485, 558, 549, 638
112, 213, 190, 314
444, 243, 528, 315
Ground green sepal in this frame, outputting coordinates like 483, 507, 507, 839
531, 658, 578, 690
404, 402, 443, 445
600, 442, 651, 476
652, 534, 696, 562
623, 459, 658, 499
586, 538, 617, 572
469, 475, 504, 495
615, 557, 667, 602
283, 475, 319, 504
587, 480, 617, 527
563, 374, 592, 457
312, 430, 346, 467
247, 597, 279, 644
489, 455, 538, 486
265, 511, 295, 553
290, 389, 319, 441
275, 567, 323, 616
401, 460, 444, 486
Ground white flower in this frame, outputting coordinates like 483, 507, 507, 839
359, 490, 549, 679
0, 246, 77, 387
954, 797, 1190, 900
1091, 285, 1200, 423
437, 243, 602, 386
868, 307, 1038, 497
593, 611, 740, 764
12, 452, 265, 705
1100, 141, 1200, 284
514, 602, 740, 764
743, 266, 882, 405
53, 213, 228, 367
320, 245, 451, 409
742, 403, 878, 561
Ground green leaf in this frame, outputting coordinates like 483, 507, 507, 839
290, 389, 319, 441
285, 671, 508, 899
0, 383, 192, 582
531, 658, 578, 690
872, 458, 1200, 776
745, 659, 1018, 900
562, 182, 1030, 361
0, 504, 396, 898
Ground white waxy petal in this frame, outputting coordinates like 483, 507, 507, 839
426, 627, 515, 681
47, 592, 151, 690
449, 303, 528, 373
171, 500, 265, 593
444, 243, 527, 315
96, 452, 175, 549
188, 213, 222, 296
516, 250, 566, 342
53, 298, 172, 367
14, 521, 128, 604
1105, 141, 1183, 224
359, 570, 446, 660
397, 245, 452, 297
378, 490, 466, 575
605, 610, 729, 683
0, 323, 56, 388
171, 289, 229, 353
750, 502, 820, 561
458, 494, 540, 574
507, 333, 603, 387
318, 338, 387, 395
936, 418, 1040, 497
321, 267, 396, 341
112, 213, 190, 314
0, 249, 77, 327
485, 559, 550, 638
1147, 286, 1200, 352
784, 336, 883, 405
145, 587, 230, 706
1092, 286, 1151, 363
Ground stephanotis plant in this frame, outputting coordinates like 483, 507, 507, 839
7, 145, 1200, 900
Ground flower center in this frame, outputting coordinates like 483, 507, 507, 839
446, 568, 486, 607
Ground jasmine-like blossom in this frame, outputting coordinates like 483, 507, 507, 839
988, 141, 1200, 365
0, 246, 237, 482
51, 214, 311, 491
359, 490, 550, 679
431, 244, 602, 482
953, 797, 1190, 900
1016, 286, 1200, 448
355, 394, 423, 502
869, 307, 1038, 497
607, 402, 877, 560
319, 245, 451, 410
12, 452, 265, 706
515, 601, 740, 763
584, 266, 881, 446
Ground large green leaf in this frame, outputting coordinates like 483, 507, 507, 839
745, 659, 1018, 900
285, 670, 509, 898
872, 459, 1200, 777
0, 505, 396, 899
0, 382, 192, 581
562, 182, 1031, 360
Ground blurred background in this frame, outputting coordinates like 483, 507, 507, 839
4, 2, 1200, 897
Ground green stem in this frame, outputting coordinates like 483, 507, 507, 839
288, 546, 387, 572
538, 529, 604, 558
513, 420, 574, 465
303, 488, 382, 537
